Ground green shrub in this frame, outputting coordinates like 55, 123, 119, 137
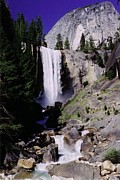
77, 112, 80, 117
83, 81, 89, 88
106, 110, 110, 115
98, 96, 102, 100
107, 70, 116, 80
59, 112, 71, 123
103, 149, 120, 164
114, 109, 119, 115
85, 106, 90, 113
104, 105, 107, 111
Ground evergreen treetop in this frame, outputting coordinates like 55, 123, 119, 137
55, 34, 63, 50
64, 37, 70, 49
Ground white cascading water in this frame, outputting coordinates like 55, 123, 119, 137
35, 131, 89, 179
40, 46, 62, 106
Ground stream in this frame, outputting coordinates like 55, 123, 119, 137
1, 130, 88, 180
34, 131, 88, 180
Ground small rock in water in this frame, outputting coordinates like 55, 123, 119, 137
17, 158, 36, 169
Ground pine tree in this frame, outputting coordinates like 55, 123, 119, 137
35, 16, 43, 44
83, 40, 89, 53
14, 13, 27, 42
89, 35, 96, 51
0, 0, 14, 42
80, 33, 85, 51
27, 17, 43, 45
0, 1, 19, 97
28, 19, 36, 44
64, 37, 70, 49
104, 51, 109, 65
55, 34, 63, 50
18, 45, 36, 99
41, 34, 47, 47
107, 36, 115, 51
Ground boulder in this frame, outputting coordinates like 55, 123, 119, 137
17, 158, 36, 169
43, 144, 58, 163
47, 160, 101, 180
52, 175, 74, 180
4, 151, 19, 169
33, 146, 41, 151
16, 141, 26, 148
81, 133, 94, 155
116, 164, 120, 173
36, 150, 43, 155
109, 174, 120, 180
101, 169, 111, 176
102, 160, 116, 172
42, 150, 53, 163
63, 127, 81, 145
60, 120, 84, 135
101, 116, 120, 141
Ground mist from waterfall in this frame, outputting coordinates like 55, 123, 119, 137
40, 46, 62, 106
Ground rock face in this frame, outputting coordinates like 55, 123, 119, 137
46, 2, 120, 50
62, 50, 104, 92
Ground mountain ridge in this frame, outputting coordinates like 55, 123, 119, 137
45, 1, 120, 50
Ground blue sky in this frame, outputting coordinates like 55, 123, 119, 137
7, 0, 120, 34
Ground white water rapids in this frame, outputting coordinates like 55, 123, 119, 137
35, 134, 85, 178
40, 46, 62, 106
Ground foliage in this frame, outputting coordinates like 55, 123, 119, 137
85, 106, 90, 113
107, 36, 115, 51
91, 51, 105, 68
104, 105, 107, 111
103, 149, 120, 164
0, 0, 15, 42
104, 51, 109, 65
83, 41, 89, 53
64, 37, 70, 49
27, 17, 43, 44
80, 33, 85, 51
0, 0, 43, 166
97, 96, 102, 100
83, 81, 89, 88
89, 35, 96, 51
55, 34, 63, 50
107, 69, 116, 80
59, 112, 71, 123
14, 13, 27, 42
77, 112, 80, 117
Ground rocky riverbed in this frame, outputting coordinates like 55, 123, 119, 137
0, 77, 120, 180
0, 117, 120, 180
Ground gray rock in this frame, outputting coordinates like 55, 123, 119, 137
109, 174, 120, 180
43, 144, 58, 163
63, 50, 104, 92
116, 164, 120, 173
101, 115, 120, 138
47, 160, 101, 180
46, 2, 120, 50
52, 176, 74, 180
102, 160, 116, 172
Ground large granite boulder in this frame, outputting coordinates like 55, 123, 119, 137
47, 160, 101, 180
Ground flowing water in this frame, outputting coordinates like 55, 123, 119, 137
40, 46, 62, 106
35, 135, 83, 179
54, 135, 82, 163
2, 131, 89, 180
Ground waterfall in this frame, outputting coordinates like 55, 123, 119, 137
40, 46, 62, 106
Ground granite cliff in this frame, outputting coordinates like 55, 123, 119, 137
46, 1, 120, 50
